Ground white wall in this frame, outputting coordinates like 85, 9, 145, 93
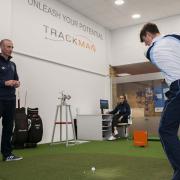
0, 0, 12, 39
0, 0, 111, 144
12, 0, 108, 75
111, 15, 180, 66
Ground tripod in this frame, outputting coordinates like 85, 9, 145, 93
51, 95, 77, 147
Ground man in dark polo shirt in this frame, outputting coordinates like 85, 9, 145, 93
0, 39, 23, 161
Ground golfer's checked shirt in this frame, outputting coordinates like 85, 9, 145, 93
146, 34, 180, 86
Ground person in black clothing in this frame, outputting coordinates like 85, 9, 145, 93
109, 95, 131, 137
0, 39, 23, 161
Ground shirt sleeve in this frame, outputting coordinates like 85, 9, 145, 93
12, 62, 19, 81
0, 80, 5, 87
109, 104, 119, 114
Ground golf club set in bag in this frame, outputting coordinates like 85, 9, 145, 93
12, 91, 43, 148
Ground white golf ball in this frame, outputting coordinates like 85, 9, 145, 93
91, 167, 96, 171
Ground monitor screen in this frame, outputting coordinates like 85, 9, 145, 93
100, 99, 109, 109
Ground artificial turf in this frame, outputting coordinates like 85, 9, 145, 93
0, 140, 172, 180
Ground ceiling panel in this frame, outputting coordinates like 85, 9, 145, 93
58, 0, 180, 30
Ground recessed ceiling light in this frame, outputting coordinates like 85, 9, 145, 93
114, 0, 124, 6
132, 14, 141, 19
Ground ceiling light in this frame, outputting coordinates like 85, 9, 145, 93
132, 14, 141, 19
117, 73, 131, 77
114, 0, 124, 6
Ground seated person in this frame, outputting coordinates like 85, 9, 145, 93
108, 95, 131, 138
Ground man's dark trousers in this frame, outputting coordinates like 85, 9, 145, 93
159, 80, 180, 180
0, 99, 16, 158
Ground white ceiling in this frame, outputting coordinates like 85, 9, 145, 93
58, 0, 180, 30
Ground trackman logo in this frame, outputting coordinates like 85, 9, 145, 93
43, 25, 96, 53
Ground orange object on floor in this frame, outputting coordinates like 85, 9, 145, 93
133, 130, 148, 147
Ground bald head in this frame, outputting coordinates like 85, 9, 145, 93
0, 39, 13, 59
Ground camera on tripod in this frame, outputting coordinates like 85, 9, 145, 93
58, 91, 71, 105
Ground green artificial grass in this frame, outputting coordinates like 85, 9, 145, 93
0, 140, 172, 180
148, 136, 160, 141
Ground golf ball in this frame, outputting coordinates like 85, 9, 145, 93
91, 167, 95, 171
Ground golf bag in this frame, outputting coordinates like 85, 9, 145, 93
12, 102, 28, 149
25, 107, 43, 147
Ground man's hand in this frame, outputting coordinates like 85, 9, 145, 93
14, 81, 20, 88
5, 80, 20, 88
5, 80, 15, 87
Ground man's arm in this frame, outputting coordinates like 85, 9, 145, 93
0, 80, 5, 87
0, 80, 20, 88
4, 80, 20, 88
11, 62, 19, 81
0, 80, 16, 87
12, 62, 20, 88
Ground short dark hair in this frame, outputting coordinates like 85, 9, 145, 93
140, 23, 160, 42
